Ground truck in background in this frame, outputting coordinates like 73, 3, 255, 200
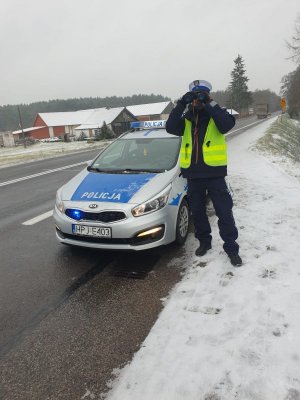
255, 103, 269, 119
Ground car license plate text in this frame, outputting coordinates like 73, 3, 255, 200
72, 224, 111, 238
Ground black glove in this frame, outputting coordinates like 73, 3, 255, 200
178, 92, 196, 107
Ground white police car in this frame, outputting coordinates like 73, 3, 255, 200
53, 120, 189, 251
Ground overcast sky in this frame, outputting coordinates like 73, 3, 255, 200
0, 0, 299, 106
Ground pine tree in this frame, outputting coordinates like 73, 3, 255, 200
77, 131, 87, 141
98, 121, 114, 140
228, 55, 252, 113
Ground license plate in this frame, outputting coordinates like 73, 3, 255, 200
72, 224, 111, 238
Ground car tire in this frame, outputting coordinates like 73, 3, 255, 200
175, 198, 190, 245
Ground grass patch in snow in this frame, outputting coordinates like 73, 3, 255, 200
254, 115, 300, 181
255, 114, 300, 162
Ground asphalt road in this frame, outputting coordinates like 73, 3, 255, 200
0, 116, 273, 399
0, 147, 185, 400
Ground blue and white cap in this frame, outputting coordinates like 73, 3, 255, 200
189, 80, 212, 93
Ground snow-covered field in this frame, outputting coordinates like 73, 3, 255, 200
0, 140, 110, 168
100, 117, 300, 400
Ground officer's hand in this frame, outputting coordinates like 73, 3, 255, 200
178, 92, 196, 107
197, 92, 211, 105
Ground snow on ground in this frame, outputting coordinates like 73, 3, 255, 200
102, 117, 300, 400
0, 140, 110, 168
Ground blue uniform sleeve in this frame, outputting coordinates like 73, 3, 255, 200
204, 102, 236, 133
166, 103, 185, 136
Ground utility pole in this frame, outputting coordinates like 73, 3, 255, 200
17, 105, 26, 149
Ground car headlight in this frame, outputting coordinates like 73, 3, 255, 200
55, 189, 64, 213
132, 185, 171, 217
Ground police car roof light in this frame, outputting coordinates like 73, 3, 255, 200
130, 120, 166, 130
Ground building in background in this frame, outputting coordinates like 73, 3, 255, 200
11, 101, 174, 143
12, 107, 137, 142
0, 131, 15, 147
75, 107, 136, 137
126, 101, 174, 121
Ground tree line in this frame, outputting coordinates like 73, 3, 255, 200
0, 94, 169, 132
228, 14, 300, 119
4, 28, 300, 134
211, 13, 300, 118
281, 14, 300, 118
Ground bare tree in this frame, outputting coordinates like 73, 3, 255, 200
280, 71, 295, 97
286, 14, 300, 65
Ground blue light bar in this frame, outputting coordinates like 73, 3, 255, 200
130, 121, 142, 129
130, 120, 166, 130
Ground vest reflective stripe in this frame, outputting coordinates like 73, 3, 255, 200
179, 119, 193, 168
204, 154, 227, 161
179, 118, 227, 168
204, 144, 226, 152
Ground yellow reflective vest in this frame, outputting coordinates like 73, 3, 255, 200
179, 118, 227, 168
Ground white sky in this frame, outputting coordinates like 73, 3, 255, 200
0, 0, 299, 106
102, 117, 300, 400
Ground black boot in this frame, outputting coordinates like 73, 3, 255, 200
228, 253, 243, 267
195, 242, 212, 257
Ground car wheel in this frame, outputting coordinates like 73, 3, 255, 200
175, 198, 190, 245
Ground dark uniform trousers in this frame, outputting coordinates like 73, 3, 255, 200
187, 177, 239, 255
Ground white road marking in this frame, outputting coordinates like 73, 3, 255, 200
0, 161, 89, 187
22, 210, 53, 226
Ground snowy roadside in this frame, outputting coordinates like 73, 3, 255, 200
253, 115, 300, 183
99, 117, 300, 400
0, 140, 111, 169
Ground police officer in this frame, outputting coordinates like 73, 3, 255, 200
166, 80, 242, 267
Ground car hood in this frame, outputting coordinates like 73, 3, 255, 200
60, 168, 178, 204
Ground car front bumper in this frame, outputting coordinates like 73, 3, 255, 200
53, 204, 177, 251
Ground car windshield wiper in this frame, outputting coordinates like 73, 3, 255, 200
86, 165, 107, 172
87, 166, 164, 174
112, 168, 164, 174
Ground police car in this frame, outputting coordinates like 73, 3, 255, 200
53, 120, 189, 251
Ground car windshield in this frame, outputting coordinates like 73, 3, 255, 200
90, 137, 181, 173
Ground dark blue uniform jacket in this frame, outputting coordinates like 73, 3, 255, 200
166, 102, 235, 179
